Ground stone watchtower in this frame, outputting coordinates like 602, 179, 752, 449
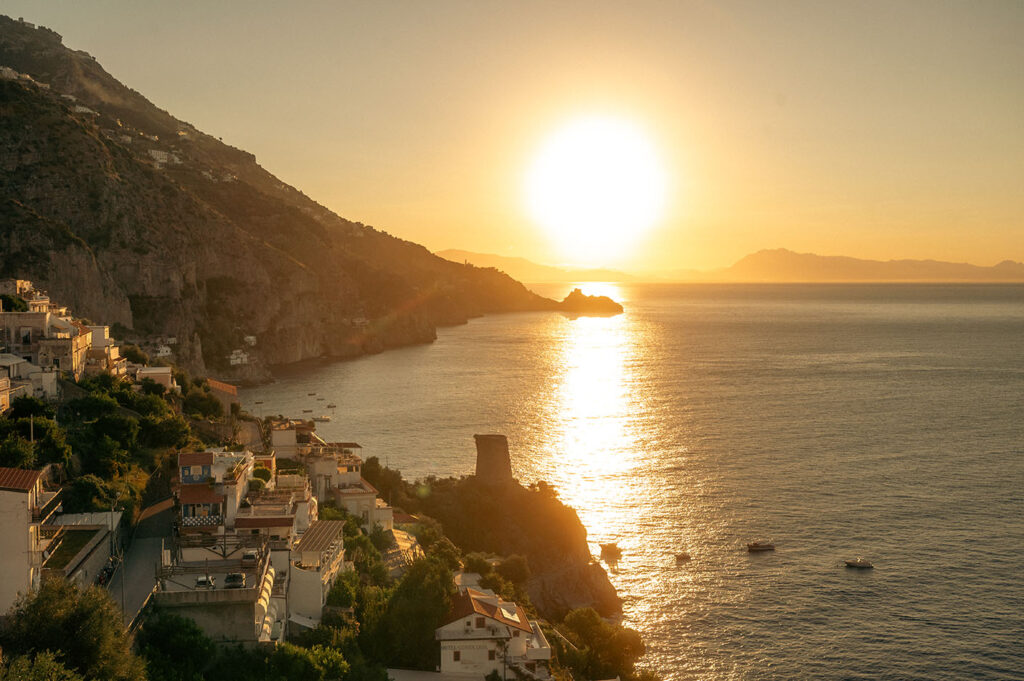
474, 434, 513, 487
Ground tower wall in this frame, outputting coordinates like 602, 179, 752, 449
474, 434, 512, 487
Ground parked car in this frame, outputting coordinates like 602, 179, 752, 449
195, 575, 216, 589
241, 550, 259, 568
225, 572, 246, 589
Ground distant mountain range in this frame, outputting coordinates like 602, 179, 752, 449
442, 248, 1024, 283
681, 249, 1024, 283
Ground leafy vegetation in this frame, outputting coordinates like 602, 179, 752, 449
0, 579, 147, 681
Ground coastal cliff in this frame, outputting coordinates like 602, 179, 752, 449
0, 16, 558, 380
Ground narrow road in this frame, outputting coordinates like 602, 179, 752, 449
107, 500, 173, 626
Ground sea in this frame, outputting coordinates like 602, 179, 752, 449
240, 283, 1024, 680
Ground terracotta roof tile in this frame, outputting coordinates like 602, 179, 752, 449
178, 484, 224, 505
178, 452, 214, 467
0, 467, 41, 493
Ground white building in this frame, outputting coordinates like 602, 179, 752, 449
177, 449, 255, 532
435, 588, 551, 680
0, 467, 62, 614
303, 442, 394, 530
136, 366, 176, 391
288, 519, 349, 631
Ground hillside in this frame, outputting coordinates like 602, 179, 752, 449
437, 249, 634, 283
0, 16, 557, 380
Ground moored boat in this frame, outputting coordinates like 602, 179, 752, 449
747, 541, 775, 552
314, 415, 331, 422
845, 557, 873, 569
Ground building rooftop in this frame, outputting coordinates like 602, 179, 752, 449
445, 588, 534, 633
0, 466, 42, 493
178, 451, 214, 466
179, 484, 224, 505
296, 520, 346, 554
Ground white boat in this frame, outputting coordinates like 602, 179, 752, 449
845, 558, 873, 569
314, 415, 331, 422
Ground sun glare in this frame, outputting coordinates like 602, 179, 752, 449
525, 115, 668, 265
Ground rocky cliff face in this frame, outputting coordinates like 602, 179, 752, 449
0, 16, 556, 380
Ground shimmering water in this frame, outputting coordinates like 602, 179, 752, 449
241, 284, 1024, 680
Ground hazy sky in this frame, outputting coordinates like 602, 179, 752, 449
4, 1, 1022, 271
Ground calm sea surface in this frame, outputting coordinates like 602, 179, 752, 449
241, 284, 1024, 680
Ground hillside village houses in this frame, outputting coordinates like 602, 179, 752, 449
0, 278, 551, 679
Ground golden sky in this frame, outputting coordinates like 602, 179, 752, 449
8, 1, 1024, 273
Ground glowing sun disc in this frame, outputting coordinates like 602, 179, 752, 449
525, 115, 667, 263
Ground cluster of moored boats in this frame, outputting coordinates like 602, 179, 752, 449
300, 392, 337, 422
598, 541, 874, 569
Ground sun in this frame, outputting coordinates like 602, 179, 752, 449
525, 114, 668, 265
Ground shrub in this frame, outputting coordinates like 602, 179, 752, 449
0, 578, 147, 681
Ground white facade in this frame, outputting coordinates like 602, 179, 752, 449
0, 469, 61, 614
288, 520, 349, 629
436, 589, 551, 680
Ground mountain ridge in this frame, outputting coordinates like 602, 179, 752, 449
0, 15, 560, 381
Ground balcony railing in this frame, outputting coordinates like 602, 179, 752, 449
32, 489, 62, 523
181, 515, 224, 527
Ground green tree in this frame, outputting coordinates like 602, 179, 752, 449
62, 474, 117, 513
136, 613, 215, 681
0, 651, 84, 681
64, 393, 119, 421
496, 554, 530, 584
427, 536, 462, 570
559, 608, 647, 681
139, 378, 166, 396
0, 434, 35, 468
122, 344, 149, 365
462, 552, 493, 576
93, 413, 140, 450
0, 579, 147, 681
0, 294, 28, 312
252, 466, 271, 482
139, 414, 190, 449
0, 418, 71, 467
183, 390, 222, 419
373, 557, 454, 670
7, 396, 55, 419
268, 643, 348, 681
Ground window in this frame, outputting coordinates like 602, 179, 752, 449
453, 651, 460, 662
475, 617, 485, 628
488, 650, 496, 661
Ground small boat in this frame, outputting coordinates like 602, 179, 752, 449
675, 552, 691, 563
327, 403, 337, 409
845, 558, 873, 569
302, 409, 313, 413
747, 542, 775, 552
317, 397, 325, 401
599, 543, 622, 561
314, 415, 331, 422
307, 392, 316, 396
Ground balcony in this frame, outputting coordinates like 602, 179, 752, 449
181, 515, 224, 527
32, 489, 62, 523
